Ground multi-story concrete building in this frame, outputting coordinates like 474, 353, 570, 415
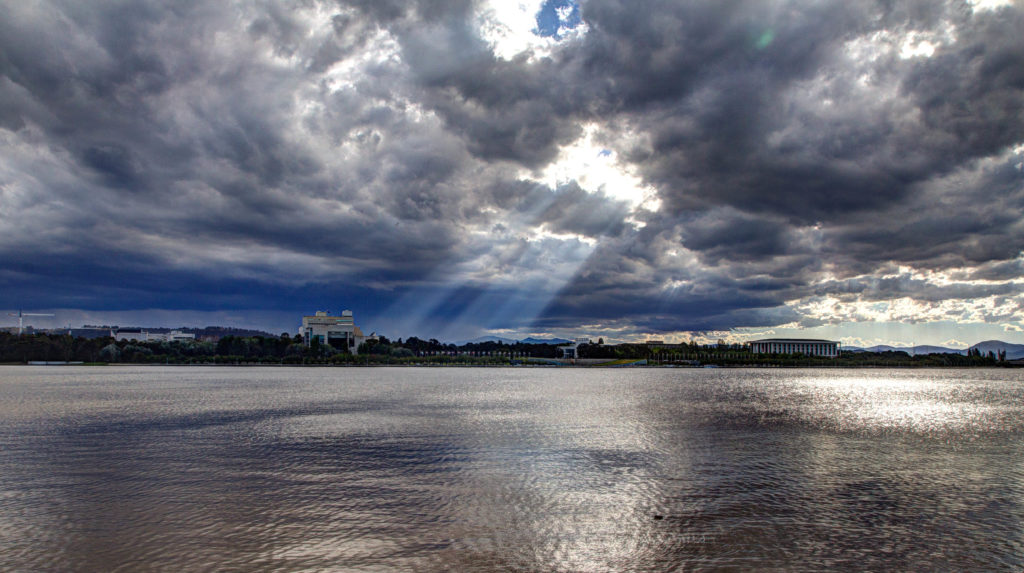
748, 338, 840, 357
300, 310, 367, 354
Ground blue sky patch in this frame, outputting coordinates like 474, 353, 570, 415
534, 0, 582, 39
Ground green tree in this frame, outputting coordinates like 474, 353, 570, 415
100, 343, 121, 362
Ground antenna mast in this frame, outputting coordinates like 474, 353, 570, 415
6, 310, 56, 335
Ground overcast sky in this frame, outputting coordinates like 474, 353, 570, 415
1, 0, 1023, 346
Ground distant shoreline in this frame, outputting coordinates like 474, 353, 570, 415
3, 362, 1019, 369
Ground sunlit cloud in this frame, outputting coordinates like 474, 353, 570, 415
475, 0, 587, 61
967, 0, 1014, 12
530, 123, 660, 211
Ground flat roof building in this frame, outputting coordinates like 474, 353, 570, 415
112, 329, 195, 342
748, 338, 840, 357
113, 328, 145, 342
300, 310, 367, 355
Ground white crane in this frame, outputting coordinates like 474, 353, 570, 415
7, 310, 55, 335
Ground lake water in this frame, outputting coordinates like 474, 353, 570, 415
0, 366, 1022, 571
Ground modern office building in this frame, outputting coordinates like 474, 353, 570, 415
300, 310, 367, 354
748, 338, 840, 357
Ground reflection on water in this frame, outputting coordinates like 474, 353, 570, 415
0, 367, 1022, 570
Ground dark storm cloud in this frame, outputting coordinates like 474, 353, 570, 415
960, 259, 1024, 282
402, 45, 583, 166
676, 209, 801, 264
81, 144, 147, 191
824, 145, 1024, 274
573, 2, 1022, 226
522, 0, 1024, 330
1, 0, 1023, 337
567, 0, 900, 220
812, 271, 1022, 304
0, 2, 458, 301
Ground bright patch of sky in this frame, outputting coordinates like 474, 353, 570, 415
531, 123, 660, 211
320, 30, 402, 94
476, 0, 586, 60
790, 292, 1024, 325
900, 38, 936, 59
968, 0, 1014, 11
533, 0, 583, 39
845, 23, 956, 66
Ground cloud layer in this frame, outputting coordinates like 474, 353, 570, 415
1, 0, 1022, 341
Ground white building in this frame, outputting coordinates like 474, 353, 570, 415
748, 338, 839, 357
558, 337, 592, 359
300, 310, 367, 355
113, 329, 195, 342
113, 328, 145, 342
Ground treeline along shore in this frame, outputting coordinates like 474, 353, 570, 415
0, 331, 1012, 367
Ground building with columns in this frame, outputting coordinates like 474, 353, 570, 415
300, 310, 368, 355
748, 338, 840, 357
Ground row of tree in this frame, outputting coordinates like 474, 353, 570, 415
0, 332, 1009, 367
0, 332, 563, 364
640, 348, 1002, 367
354, 336, 561, 359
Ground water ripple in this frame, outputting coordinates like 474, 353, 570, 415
0, 366, 1022, 570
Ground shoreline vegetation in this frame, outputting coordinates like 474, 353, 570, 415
0, 332, 1013, 368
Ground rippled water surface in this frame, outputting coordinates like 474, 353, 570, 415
1, 366, 1023, 571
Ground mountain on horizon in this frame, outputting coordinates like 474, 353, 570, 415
845, 344, 967, 355
969, 340, 1024, 360
519, 337, 572, 345
452, 335, 517, 345
453, 335, 572, 345
129, 326, 277, 339
842, 340, 1024, 359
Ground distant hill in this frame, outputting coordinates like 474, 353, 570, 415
842, 341, 1024, 358
846, 344, 967, 355
519, 337, 572, 345
453, 335, 517, 345
864, 343, 966, 354
846, 340, 1024, 360
969, 340, 1024, 360
910, 345, 968, 355
108, 326, 277, 340
453, 336, 572, 345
